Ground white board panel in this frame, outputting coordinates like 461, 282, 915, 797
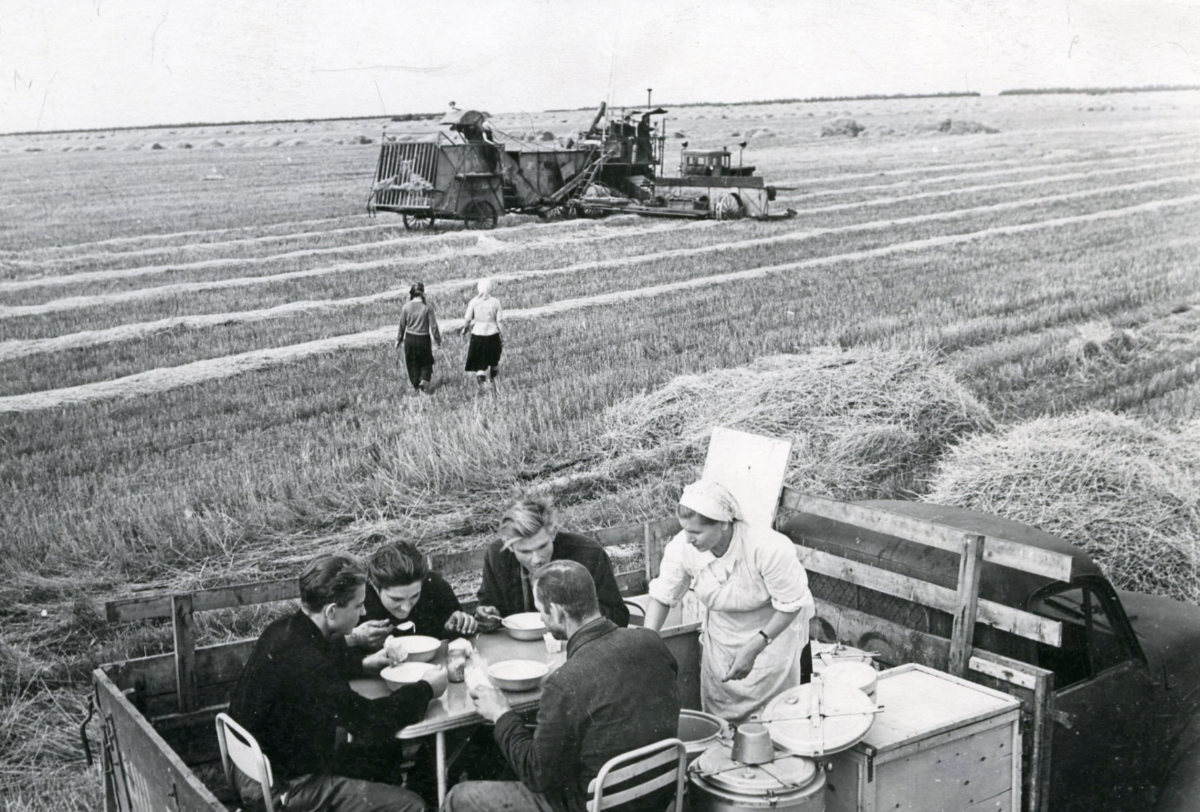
702, 426, 792, 528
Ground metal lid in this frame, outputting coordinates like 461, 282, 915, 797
690, 740, 818, 795
759, 677, 878, 756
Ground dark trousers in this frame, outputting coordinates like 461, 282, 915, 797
403, 334, 434, 390
801, 641, 813, 684
233, 751, 425, 812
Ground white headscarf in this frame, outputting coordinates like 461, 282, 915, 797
477, 278, 493, 296
679, 479, 742, 523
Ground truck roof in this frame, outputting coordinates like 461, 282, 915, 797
779, 500, 1102, 610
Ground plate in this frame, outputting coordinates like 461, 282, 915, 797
487, 659, 550, 691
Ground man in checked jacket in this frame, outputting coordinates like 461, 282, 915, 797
445, 560, 680, 812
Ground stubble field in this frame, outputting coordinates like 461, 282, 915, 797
2, 91, 1199, 810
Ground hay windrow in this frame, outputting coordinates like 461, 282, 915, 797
581, 346, 993, 518
924, 410, 1200, 603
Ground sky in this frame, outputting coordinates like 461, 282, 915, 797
1, 0, 1198, 133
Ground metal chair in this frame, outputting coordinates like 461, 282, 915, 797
586, 737, 688, 812
214, 712, 278, 812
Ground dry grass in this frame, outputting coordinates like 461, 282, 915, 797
925, 411, 1200, 601
2, 91, 1199, 812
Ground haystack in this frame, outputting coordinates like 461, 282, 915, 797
924, 411, 1200, 603
820, 119, 864, 138
589, 346, 992, 516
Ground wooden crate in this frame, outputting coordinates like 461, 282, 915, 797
824, 663, 1022, 812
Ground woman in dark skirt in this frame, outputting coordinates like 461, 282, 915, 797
396, 282, 441, 393
461, 278, 503, 393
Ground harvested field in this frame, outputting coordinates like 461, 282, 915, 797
2, 90, 1200, 812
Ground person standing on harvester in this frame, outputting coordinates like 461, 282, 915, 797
397, 282, 441, 394
461, 278, 503, 393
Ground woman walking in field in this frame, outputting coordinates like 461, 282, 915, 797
396, 282, 441, 393
461, 278, 503, 393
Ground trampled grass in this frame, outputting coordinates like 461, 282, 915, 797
2, 90, 1200, 812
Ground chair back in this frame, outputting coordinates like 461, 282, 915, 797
214, 712, 276, 812
586, 737, 687, 812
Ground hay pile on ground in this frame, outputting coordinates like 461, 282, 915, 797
574, 347, 992, 521
820, 118, 865, 137
925, 411, 1200, 603
914, 118, 999, 135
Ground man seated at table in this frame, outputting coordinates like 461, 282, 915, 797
475, 496, 629, 630
228, 553, 449, 812
446, 560, 680, 812
342, 539, 478, 653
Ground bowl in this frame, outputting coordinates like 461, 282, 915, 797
502, 612, 547, 641
678, 710, 730, 763
486, 659, 550, 691
390, 635, 442, 662
381, 662, 436, 691
730, 722, 775, 765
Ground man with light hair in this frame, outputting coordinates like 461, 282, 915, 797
448, 560, 679, 812
461, 277, 503, 393
475, 495, 629, 629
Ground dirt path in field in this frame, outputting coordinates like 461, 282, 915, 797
776, 155, 1198, 210
6, 171, 1199, 363
4, 192, 1198, 413
0, 220, 709, 315
1, 214, 610, 282
771, 134, 1200, 189
4, 147, 1195, 309
0, 215, 673, 295
785, 140, 1200, 199
3, 149, 1194, 315
17, 214, 368, 254
6, 222, 407, 270
7, 140, 1196, 293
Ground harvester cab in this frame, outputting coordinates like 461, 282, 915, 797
681, 148, 756, 179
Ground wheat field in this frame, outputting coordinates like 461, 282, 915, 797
1, 90, 1199, 810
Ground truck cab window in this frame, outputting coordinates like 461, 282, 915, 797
1029, 583, 1132, 690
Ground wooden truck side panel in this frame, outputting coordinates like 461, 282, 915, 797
94, 668, 225, 812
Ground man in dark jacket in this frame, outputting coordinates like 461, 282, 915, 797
228, 553, 448, 812
447, 560, 680, 812
341, 540, 478, 653
475, 496, 629, 630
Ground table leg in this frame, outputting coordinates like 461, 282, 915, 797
436, 730, 447, 807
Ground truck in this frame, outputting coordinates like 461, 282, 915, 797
86, 478, 1200, 811
366, 103, 794, 229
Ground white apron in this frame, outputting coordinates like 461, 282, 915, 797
653, 523, 813, 724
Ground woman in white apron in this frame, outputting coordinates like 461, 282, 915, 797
644, 479, 815, 723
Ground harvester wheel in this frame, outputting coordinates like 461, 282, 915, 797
403, 212, 435, 231
715, 193, 745, 221
464, 200, 497, 230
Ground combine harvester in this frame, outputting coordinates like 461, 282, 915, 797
367, 102, 795, 230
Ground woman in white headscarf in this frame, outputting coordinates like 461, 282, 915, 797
644, 479, 815, 723
461, 278, 503, 393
